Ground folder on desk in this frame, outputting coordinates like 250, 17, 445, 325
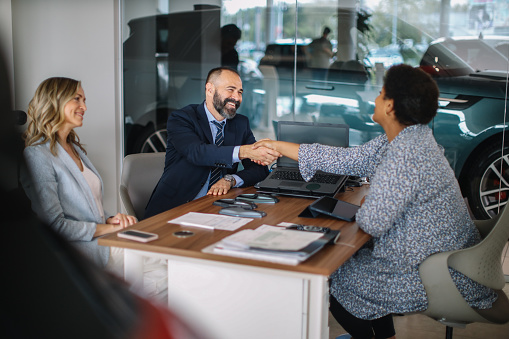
208, 225, 338, 265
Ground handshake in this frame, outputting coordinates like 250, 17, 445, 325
209, 139, 297, 196
240, 139, 296, 166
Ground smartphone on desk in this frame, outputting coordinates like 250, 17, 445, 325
310, 196, 360, 222
117, 230, 158, 243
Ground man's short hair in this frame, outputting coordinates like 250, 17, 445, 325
206, 67, 240, 85
323, 27, 331, 35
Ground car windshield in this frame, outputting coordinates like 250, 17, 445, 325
435, 38, 509, 72
420, 41, 476, 77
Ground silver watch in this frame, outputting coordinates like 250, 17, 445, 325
223, 174, 235, 188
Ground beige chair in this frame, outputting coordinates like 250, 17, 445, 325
418, 206, 509, 338
120, 153, 165, 220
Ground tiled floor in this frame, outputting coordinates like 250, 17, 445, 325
328, 242, 509, 339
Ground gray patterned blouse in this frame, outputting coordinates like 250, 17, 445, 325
298, 124, 496, 320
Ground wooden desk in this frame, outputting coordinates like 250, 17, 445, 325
99, 186, 370, 339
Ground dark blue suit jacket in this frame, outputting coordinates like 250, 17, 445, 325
144, 103, 269, 218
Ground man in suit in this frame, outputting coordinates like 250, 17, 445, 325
144, 67, 280, 218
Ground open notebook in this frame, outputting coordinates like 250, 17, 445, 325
256, 121, 349, 198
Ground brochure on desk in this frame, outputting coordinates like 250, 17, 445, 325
203, 225, 339, 265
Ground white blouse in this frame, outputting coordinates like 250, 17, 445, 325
81, 160, 105, 221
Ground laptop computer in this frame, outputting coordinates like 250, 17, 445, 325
256, 121, 349, 198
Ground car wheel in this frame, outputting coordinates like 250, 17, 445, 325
132, 123, 167, 153
464, 142, 509, 219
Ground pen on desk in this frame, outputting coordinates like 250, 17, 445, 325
173, 222, 214, 230
335, 242, 355, 248
333, 232, 341, 244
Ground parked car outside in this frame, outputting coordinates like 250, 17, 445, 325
258, 39, 509, 219
419, 42, 509, 219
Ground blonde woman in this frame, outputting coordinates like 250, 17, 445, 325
21, 77, 136, 272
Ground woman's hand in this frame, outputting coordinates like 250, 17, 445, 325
94, 213, 137, 238
253, 138, 278, 151
253, 140, 300, 162
106, 213, 138, 228
239, 142, 280, 166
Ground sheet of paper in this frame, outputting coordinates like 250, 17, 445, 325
168, 212, 253, 231
202, 242, 302, 265
221, 225, 322, 251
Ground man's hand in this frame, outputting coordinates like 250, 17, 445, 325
207, 178, 234, 196
239, 144, 280, 166
252, 139, 299, 164
252, 139, 277, 151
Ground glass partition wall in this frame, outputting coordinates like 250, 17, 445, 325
122, 0, 509, 220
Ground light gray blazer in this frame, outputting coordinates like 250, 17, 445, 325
21, 141, 110, 267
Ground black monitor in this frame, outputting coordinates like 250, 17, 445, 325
276, 121, 349, 168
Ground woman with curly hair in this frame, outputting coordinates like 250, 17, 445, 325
21, 77, 136, 271
253, 65, 496, 339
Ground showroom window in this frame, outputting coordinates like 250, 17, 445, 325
121, 0, 509, 219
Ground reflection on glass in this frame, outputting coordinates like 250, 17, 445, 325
122, 0, 509, 219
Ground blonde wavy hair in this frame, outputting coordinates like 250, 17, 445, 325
23, 77, 86, 156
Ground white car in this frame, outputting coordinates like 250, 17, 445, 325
429, 36, 508, 72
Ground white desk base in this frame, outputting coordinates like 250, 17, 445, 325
124, 249, 330, 339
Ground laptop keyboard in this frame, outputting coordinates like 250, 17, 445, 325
272, 170, 341, 184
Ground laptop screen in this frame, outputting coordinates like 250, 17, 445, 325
276, 121, 349, 168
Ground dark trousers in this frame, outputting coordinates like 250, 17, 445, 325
329, 296, 396, 339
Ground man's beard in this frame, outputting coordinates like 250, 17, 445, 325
213, 91, 240, 120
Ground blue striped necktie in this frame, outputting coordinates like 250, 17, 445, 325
208, 120, 225, 189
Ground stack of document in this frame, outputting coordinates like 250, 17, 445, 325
210, 225, 337, 265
